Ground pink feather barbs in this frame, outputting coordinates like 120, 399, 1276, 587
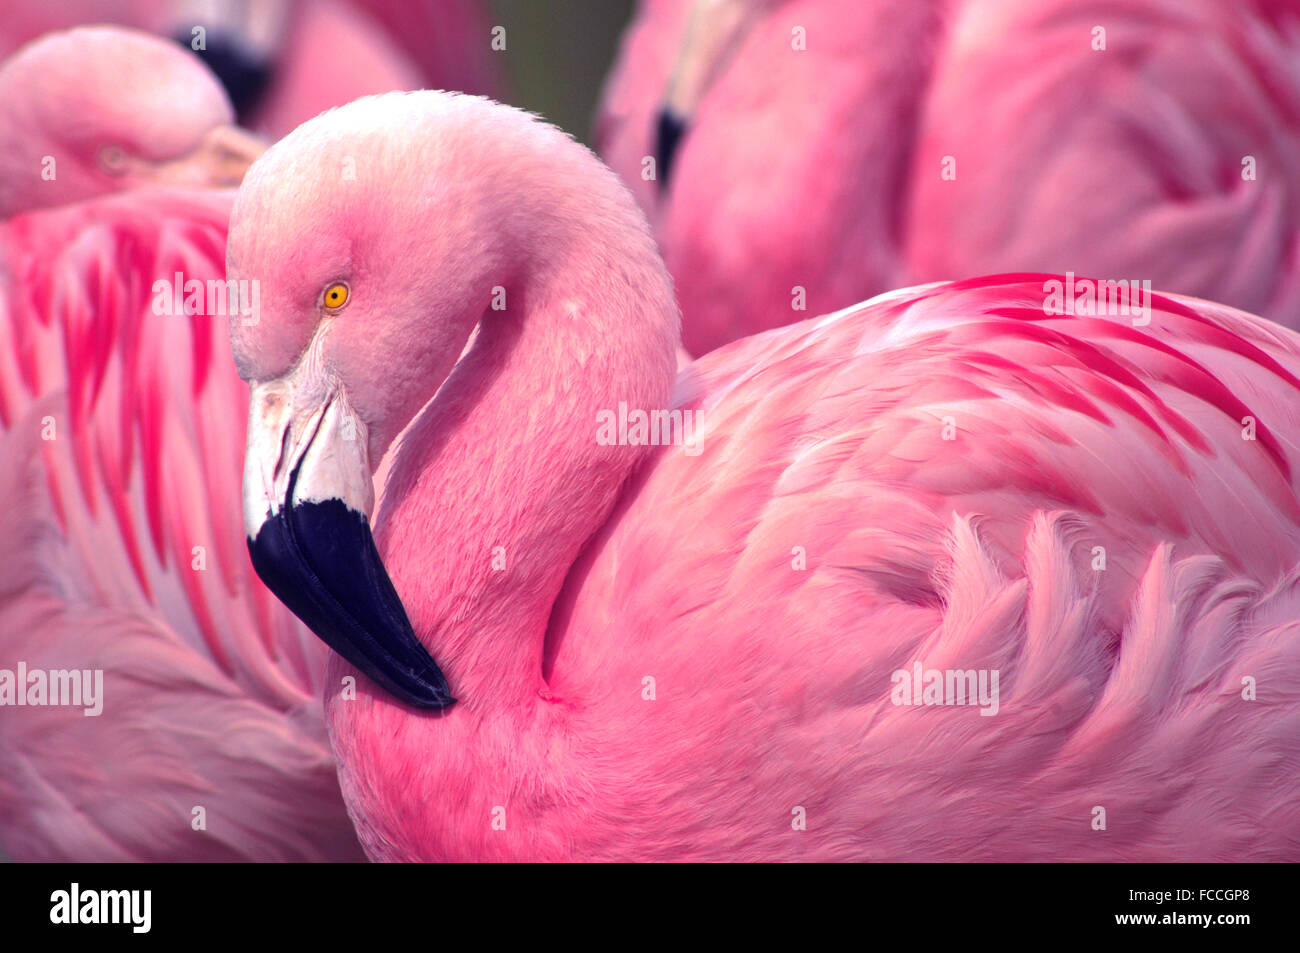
232, 90, 1300, 862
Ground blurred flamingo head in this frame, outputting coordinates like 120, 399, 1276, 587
0, 25, 264, 216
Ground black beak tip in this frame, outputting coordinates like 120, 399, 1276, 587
247, 497, 457, 711
655, 107, 688, 191
406, 678, 457, 711
173, 30, 273, 123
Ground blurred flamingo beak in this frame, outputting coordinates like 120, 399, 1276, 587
145, 124, 267, 189
242, 379, 455, 710
656, 0, 752, 186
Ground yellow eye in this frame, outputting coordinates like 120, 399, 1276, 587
323, 282, 349, 310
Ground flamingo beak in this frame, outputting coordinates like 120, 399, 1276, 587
139, 125, 267, 189
655, 0, 751, 188
241, 380, 455, 709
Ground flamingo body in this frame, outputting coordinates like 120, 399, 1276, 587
227, 92, 1300, 862
339, 278, 1300, 861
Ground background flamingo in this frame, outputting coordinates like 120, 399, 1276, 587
230, 90, 1300, 861
0, 27, 363, 861
0, 0, 502, 139
0, 26, 264, 218
597, 0, 1300, 355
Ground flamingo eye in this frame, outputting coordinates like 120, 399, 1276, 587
98, 145, 128, 175
322, 282, 350, 310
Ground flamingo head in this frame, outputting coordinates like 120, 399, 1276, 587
227, 92, 543, 709
0, 25, 265, 217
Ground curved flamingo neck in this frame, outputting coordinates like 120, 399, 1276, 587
370, 162, 679, 716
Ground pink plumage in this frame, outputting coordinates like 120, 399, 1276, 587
229, 91, 1300, 861
0, 0, 502, 139
597, 0, 1300, 355
0, 191, 363, 861
0, 27, 361, 860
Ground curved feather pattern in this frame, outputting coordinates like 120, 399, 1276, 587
906, 0, 1300, 325
541, 277, 1300, 860
0, 187, 361, 861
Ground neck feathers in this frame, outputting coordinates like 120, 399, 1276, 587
372, 96, 679, 710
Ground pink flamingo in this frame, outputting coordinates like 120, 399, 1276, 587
0, 27, 362, 860
231, 90, 1300, 861
597, 0, 1300, 356
0, 27, 265, 217
0, 0, 501, 140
